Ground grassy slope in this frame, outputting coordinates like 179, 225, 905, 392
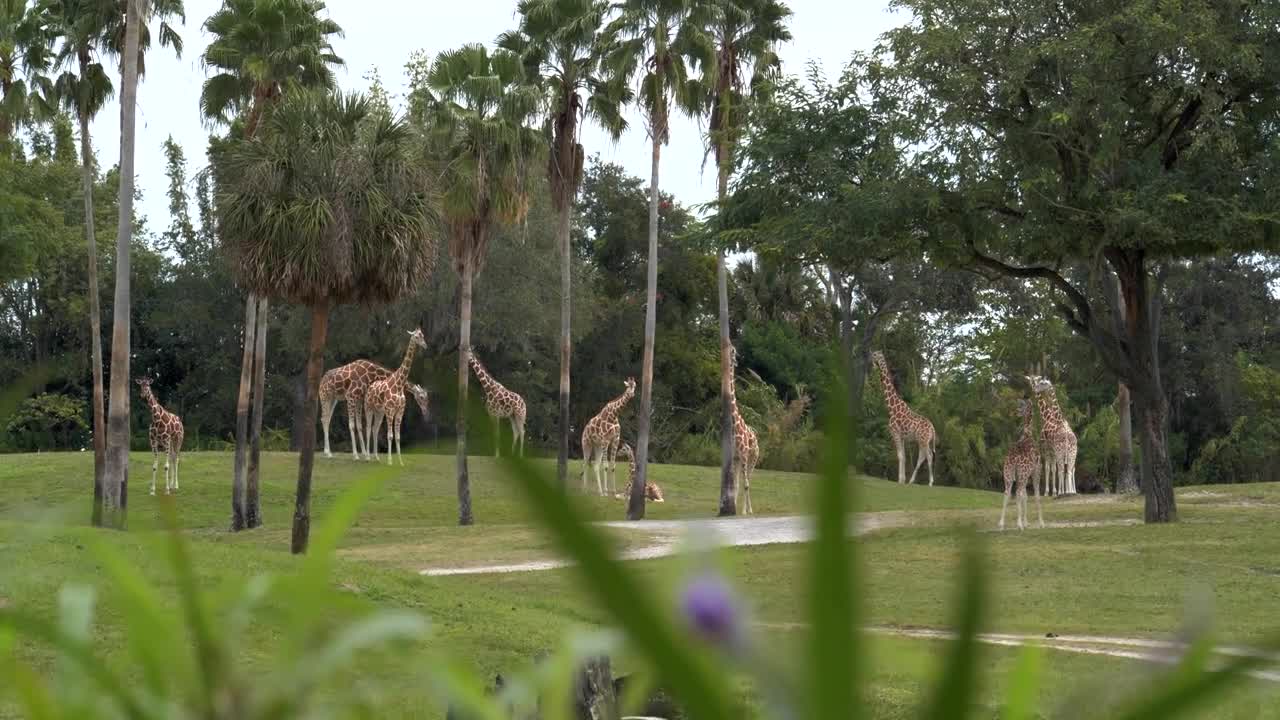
1, 451, 1278, 717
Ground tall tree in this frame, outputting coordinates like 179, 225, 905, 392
101, 0, 141, 526
49, 0, 113, 524
884, 0, 1280, 522
199, 0, 343, 530
498, 0, 629, 489
605, 0, 703, 520
160, 135, 196, 259
1, 0, 53, 143
423, 43, 541, 525
689, 0, 789, 515
215, 90, 438, 553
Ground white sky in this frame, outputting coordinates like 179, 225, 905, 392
88, 0, 903, 230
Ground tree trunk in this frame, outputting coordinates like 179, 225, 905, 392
572, 656, 618, 720
630, 133, 661, 521
457, 254, 474, 526
103, 0, 143, 528
1116, 382, 1137, 494
290, 300, 329, 554
246, 297, 269, 528
78, 102, 106, 527
715, 159, 735, 517
231, 293, 257, 531
557, 200, 572, 489
1113, 250, 1176, 522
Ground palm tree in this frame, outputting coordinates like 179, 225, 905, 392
215, 90, 439, 553
101, 0, 141, 526
199, 0, 343, 531
604, 0, 704, 520
1, 0, 54, 143
424, 43, 542, 525
691, 0, 789, 516
498, 0, 630, 489
48, 0, 114, 524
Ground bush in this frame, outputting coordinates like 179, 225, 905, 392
4, 392, 88, 451
1189, 356, 1280, 485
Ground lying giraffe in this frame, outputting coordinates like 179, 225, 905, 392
136, 377, 184, 496
614, 442, 665, 503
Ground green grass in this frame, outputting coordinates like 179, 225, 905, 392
1, 450, 1278, 717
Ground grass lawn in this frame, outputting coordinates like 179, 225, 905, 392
1, 450, 1278, 717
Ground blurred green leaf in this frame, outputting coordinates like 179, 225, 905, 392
921, 534, 985, 720
1002, 645, 1043, 720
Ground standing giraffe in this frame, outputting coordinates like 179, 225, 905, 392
614, 442, 665, 502
366, 383, 431, 466
1027, 375, 1078, 496
136, 378, 184, 496
580, 377, 636, 496
365, 330, 427, 464
870, 351, 937, 486
319, 359, 391, 460
727, 346, 760, 514
1000, 398, 1044, 530
468, 349, 527, 457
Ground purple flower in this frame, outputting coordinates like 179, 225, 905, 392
681, 573, 743, 648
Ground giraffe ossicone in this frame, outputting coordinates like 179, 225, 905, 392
136, 377, 184, 496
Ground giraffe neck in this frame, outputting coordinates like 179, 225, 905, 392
1018, 410, 1036, 442
600, 388, 634, 422
875, 359, 902, 406
1036, 390, 1063, 427
469, 356, 499, 396
388, 344, 418, 390
143, 391, 164, 419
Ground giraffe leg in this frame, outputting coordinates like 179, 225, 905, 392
349, 401, 362, 460
1017, 479, 1027, 531
743, 464, 754, 515
322, 399, 336, 458
926, 440, 935, 487
511, 418, 519, 457
494, 416, 501, 458
1067, 455, 1077, 494
580, 440, 591, 491
151, 448, 159, 496
163, 450, 172, 495
908, 441, 927, 485
173, 450, 180, 491
396, 414, 405, 467
384, 412, 394, 466
999, 470, 1012, 530
1032, 465, 1044, 528
895, 437, 906, 484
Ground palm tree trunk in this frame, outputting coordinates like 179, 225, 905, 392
558, 201, 572, 488
630, 133, 661, 521
78, 106, 106, 527
103, 0, 143, 528
290, 300, 329, 554
457, 253, 474, 526
715, 159, 735, 517
247, 297, 269, 527
231, 293, 257, 531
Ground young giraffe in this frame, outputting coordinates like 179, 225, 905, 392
367, 382, 431, 466
580, 377, 636, 496
467, 349, 527, 457
613, 442, 665, 502
870, 351, 937, 486
319, 359, 391, 460
1000, 398, 1045, 530
1027, 375, 1078, 496
136, 378, 184, 496
728, 346, 760, 514
365, 330, 427, 464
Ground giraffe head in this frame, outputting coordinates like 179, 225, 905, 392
1016, 397, 1032, 420
408, 383, 430, 420
135, 377, 155, 402
622, 377, 636, 398
1026, 375, 1054, 394
408, 328, 427, 351
618, 441, 634, 462
871, 350, 887, 368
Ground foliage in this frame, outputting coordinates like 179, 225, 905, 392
1189, 354, 1280, 485
3, 391, 87, 450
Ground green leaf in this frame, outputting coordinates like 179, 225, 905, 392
921, 533, 985, 720
1001, 644, 1043, 720
808, 363, 859, 718
158, 497, 225, 718
1110, 635, 1278, 720
496, 448, 737, 720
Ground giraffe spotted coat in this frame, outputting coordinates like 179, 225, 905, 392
136, 378, 184, 495
320, 359, 391, 459
614, 442, 665, 502
581, 377, 636, 496
728, 346, 759, 514
1028, 375, 1078, 496
468, 349, 527, 457
871, 351, 936, 486
1000, 398, 1044, 530
366, 330, 427, 465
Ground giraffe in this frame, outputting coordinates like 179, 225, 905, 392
136, 378, 184, 496
1000, 398, 1045, 530
613, 442, 665, 502
1027, 375, 1078, 496
319, 359, 391, 460
366, 382, 431, 466
468, 349, 527, 457
580, 377, 636, 496
728, 346, 760, 514
365, 330, 427, 465
870, 351, 937, 486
